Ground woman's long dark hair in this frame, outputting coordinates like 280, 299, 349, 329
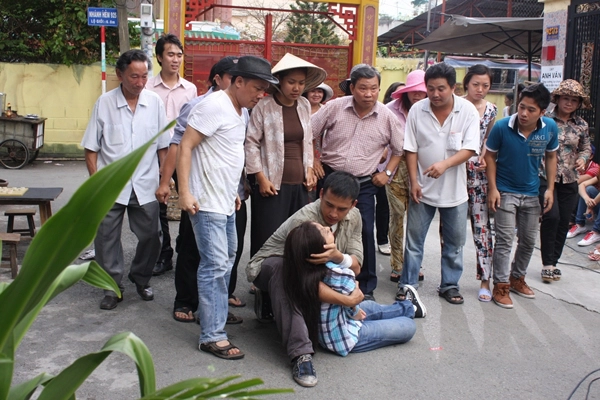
283, 221, 328, 347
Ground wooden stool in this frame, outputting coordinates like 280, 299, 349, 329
0, 232, 21, 278
5, 208, 36, 237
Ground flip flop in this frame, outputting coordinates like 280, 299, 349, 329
228, 296, 246, 307
173, 307, 195, 323
478, 288, 492, 302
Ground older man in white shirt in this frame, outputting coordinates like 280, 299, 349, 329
82, 49, 169, 310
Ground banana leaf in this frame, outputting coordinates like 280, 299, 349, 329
36, 332, 154, 400
0, 124, 172, 354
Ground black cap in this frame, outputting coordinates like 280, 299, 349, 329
208, 56, 239, 84
228, 55, 279, 84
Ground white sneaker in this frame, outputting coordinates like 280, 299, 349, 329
577, 231, 600, 246
378, 243, 391, 255
567, 224, 587, 239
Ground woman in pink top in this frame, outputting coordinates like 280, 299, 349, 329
385, 70, 427, 283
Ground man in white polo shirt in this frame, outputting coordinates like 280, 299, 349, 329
396, 63, 480, 306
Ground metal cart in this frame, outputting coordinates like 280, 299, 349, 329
0, 115, 46, 169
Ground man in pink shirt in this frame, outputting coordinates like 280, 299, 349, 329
311, 64, 404, 299
146, 34, 197, 276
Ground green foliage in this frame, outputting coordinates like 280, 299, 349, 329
0, 121, 293, 399
0, 0, 140, 66
284, 1, 341, 45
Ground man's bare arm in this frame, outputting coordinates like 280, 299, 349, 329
176, 125, 204, 214
156, 144, 178, 204
85, 149, 98, 176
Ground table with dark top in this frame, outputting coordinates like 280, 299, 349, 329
0, 187, 63, 224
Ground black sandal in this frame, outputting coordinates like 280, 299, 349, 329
439, 288, 464, 304
173, 307, 195, 323
395, 286, 409, 301
200, 341, 245, 360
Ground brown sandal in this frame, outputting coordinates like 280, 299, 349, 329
200, 341, 245, 360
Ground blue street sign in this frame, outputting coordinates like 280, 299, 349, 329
87, 7, 118, 27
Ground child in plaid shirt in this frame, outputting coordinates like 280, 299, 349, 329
283, 221, 425, 357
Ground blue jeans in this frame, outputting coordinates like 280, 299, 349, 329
189, 211, 237, 344
575, 186, 600, 232
400, 200, 468, 293
492, 193, 540, 283
351, 300, 416, 353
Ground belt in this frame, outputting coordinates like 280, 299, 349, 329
356, 175, 374, 185
322, 163, 375, 186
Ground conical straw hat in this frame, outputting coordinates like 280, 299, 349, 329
271, 53, 327, 92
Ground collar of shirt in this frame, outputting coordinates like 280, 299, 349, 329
421, 94, 466, 116
342, 96, 380, 119
546, 110, 584, 126
116, 86, 150, 110
392, 98, 408, 116
148, 73, 187, 91
508, 113, 546, 132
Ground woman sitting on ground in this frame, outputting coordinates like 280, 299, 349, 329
282, 221, 424, 356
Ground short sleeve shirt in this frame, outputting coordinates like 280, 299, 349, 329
145, 74, 197, 137
486, 114, 559, 196
81, 87, 169, 205
187, 90, 248, 215
403, 95, 481, 207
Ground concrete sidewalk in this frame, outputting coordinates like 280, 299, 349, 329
2, 160, 600, 399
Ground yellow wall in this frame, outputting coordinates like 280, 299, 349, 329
0, 62, 107, 157
376, 57, 421, 101
540, 0, 570, 13
376, 57, 509, 118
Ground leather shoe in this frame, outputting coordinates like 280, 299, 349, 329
100, 295, 119, 310
136, 285, 154, 301
152, 259, 173, 276
128, 273, 154, 301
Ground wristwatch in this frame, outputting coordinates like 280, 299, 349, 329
384, 169, 392, 177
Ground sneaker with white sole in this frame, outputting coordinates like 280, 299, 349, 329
578, 231, 600, 246
292, 354, 317, 387
403, 284, 427, 318
567, 224, 587, 239
378, 243, 391, 255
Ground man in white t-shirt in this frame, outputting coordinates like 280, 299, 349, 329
177, 56, 278, 360
397, 63, 480, 306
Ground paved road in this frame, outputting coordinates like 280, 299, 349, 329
2, 161, 600, 399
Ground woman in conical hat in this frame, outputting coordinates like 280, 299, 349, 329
245, 53, 327, 256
